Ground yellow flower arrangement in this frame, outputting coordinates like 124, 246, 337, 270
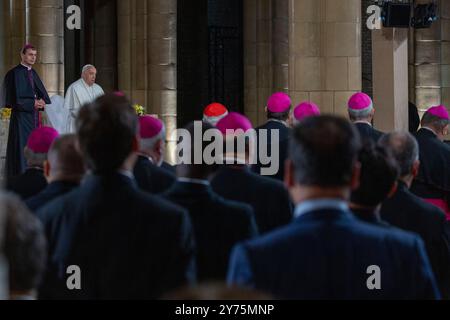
0, 108, 11, 121
134, 104, 145, 116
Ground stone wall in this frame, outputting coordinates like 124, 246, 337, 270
412, 0, 450, 139
288, 0, 362, 117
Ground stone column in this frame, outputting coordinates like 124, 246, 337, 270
26, 0, 64, 97
1, 0, 27, 73
1, 0, 26, 183
412, 0, 450, 137
414, 1, 442, 113
117, 1, 133, 99
440, 0, 450, 118
147, 0, 177, 164
288, 0, 361, 116
117, 0, 149, 107
272, 0, 289, 93
118, 0, 177, 163
147, 0, 177, 161
243, 0, 273, 126
372, 27, 409, 132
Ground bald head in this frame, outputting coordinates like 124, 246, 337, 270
46, 135, 85, 183
379, 132, 419, 178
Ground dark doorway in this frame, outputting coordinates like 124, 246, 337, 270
177, 0, 243, 127
64, 0, 118, 92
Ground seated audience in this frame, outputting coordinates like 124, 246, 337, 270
6, 127, 59, 200
37, 94, 196, 300
134, 115, 176, 194
348, 93, 384, 144
211, 112, 293, 234
380, 132, 450, 299
350, 144, 399, 227
163, 121, 258, 282
228, 115, 439, 300
26, 134, 85, 212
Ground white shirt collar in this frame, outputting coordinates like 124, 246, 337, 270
354, 121, 373, 127
177, 177, 210, 186
267, 119, 288, 127
294, 199, 349, 219
21, 63, 32, 71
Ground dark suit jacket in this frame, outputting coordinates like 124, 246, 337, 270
228, 208, 440, 300
354, 123, 384, 144
211, 166, 293, 234
6, 168, 48, 200
26, 181, 79, 212
381, 182, 450, 299
163, 181, 258, 281
37, 173, 196, 300
134, 156, 176, 194
351, 208, 392, 228
162, 161, 176, 174
252, 121, 291, 181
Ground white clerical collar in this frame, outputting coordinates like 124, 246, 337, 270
421, 127, 438, 137
354, 121, 373, 127
268, 119, 288, 127
21, 63, 32, 71
178, 177, 210, 186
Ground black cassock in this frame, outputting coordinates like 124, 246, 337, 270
3, 64, 50, 180
412, 128, 450, 215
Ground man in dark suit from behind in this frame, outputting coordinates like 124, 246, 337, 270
380, 132, 450, 299
134, 115, 176, 194
163, 121, 258, 282
348, 93, 384, 144
350, 144, 399, 227
26, 134, 85, 212
228, 116, 439, 300
211, 112, 293, 235
252, 92, 292, 181
6, 127, 59, 200
37, 94, 196, 300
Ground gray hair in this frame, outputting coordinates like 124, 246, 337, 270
348, 106, 374, 121
421, 112, 449, 132
82, 64, 96, 74
379, 132, 419, 177
24, 147, 47, 167
140, 125, 166, 152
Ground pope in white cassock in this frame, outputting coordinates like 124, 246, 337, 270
64, 65, 104, 133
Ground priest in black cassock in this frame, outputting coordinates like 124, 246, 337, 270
2, 44, 50, 180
